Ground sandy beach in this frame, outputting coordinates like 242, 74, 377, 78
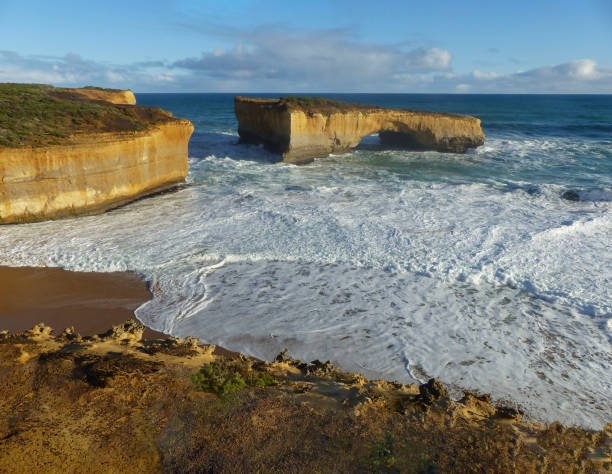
0, 265, 165, 339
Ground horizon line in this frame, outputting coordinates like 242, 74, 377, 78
132, 91, 612, 96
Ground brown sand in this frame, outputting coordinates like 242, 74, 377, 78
0, 265, 166, 339
0, 265, 245, 359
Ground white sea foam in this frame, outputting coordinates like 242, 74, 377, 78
0, 133, 610, 429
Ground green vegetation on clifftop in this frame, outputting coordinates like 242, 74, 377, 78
279, 95, 378, 113
0, 83, 171, 148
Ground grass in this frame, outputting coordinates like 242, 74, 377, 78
81, 85, 125, 92
279, 96, 378, 113
191, 362, 247, 395
368, 432, 397, 472
0, 83, 172, 148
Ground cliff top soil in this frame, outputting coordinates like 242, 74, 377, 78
0, 320, 610, 472
237, 95, 467, 118
0, 83, 176, 148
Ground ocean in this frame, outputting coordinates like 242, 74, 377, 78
1, 93, 610, 429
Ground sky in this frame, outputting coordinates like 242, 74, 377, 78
1, 0, 611, 93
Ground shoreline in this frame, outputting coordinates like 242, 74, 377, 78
0, 265, 165, 340
0, 264, 610, 471
2, 264, 610, 424
0, 264, 602, 423
0, 265, 244, 359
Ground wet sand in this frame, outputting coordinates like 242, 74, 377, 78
0, 265, 165, 339
0, 265, 243, 358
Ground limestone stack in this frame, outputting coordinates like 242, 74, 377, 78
235, 96, 485, 164
0, 85, 193, 224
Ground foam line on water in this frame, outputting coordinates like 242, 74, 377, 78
0, 130, 610, 429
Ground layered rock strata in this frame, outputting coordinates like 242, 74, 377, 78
0, 85, 193, 224
235, 96, 485, 164
0, 121, 193, 223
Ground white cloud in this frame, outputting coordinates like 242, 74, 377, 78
152, 73, 176, 82
1, 40, 611, 93
561, 59, 599, 79
425, 59, 612, 93
105, 71, 125, 83
0, 65, 66, 84
465, 59, 612, 92
472, 70, 500, 80
0, 50, 184, 90
173, 28, 452, 90
410, 47, 451, 70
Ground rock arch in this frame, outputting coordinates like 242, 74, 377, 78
235, 96, 485, 164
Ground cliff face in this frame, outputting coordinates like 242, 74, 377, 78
0, 84, 193, 224
235, 97, 485, 164
69, 87, 137, 105
0, 120, 193, 224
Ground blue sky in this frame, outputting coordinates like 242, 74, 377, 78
1, 0, 611, 92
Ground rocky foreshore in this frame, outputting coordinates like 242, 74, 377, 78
235, 96, 485, 164
0, 320, 609, 473
0, 84, 193, 224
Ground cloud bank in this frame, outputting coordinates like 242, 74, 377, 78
171, 27, 452, 91
1, 28, 611, 93
452, 59, 612, 93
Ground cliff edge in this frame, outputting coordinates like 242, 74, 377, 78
68, 86, 137, 105
235, 96, 485, 164
0, 321, 609, 472
0, 84, 193, 224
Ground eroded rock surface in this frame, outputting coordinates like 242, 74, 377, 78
0, 120, 193, 223
0, 325, 609, 473
235, 96, 485, 164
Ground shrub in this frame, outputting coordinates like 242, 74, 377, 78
251, 371, 276, 388
191, 362, 246, 395
191, 361, 276, 396
279, 96, 377, 113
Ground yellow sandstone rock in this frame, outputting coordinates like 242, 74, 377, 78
0, 85, 193, 224
69, 87, 137, 105
235, 96, 485, 164
0, 121, 193, 224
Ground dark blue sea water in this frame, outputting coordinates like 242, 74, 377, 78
2, 93, 611, 428
138, 93, 612, 193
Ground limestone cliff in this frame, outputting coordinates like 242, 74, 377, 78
0, 84, 193, 224
235, 96, 485, 164
0, 121, 193, 223
69, 86, 137, 105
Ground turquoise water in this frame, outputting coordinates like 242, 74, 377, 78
1, 94, 610, 428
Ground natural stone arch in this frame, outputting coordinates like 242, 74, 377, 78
235, 96, 485, 164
